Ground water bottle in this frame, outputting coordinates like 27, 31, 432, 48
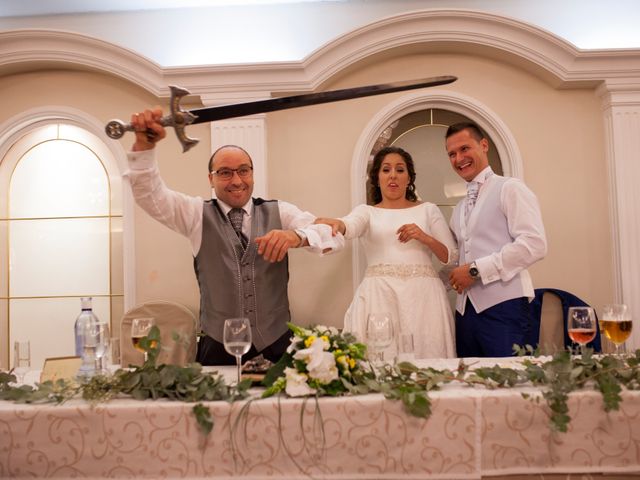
74, 297, 105, 378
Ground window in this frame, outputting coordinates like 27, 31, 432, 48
1, 124, 123, 369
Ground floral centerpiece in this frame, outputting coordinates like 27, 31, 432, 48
262, 323, 367, 398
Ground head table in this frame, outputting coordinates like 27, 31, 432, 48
1, 358, 639, 479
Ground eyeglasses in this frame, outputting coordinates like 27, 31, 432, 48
210, 166, 253, 180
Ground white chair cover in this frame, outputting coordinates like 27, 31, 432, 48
120, 300, 197, 367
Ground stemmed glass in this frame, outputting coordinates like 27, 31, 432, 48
223, 317, 252, 384
600, 304, 633, 355
366, 312, 395, 364
567, 306, 597, 354
131, 317, 156, 362
13, 340, 31, 384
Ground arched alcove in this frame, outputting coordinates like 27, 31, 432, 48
347, 89, 523, 289
0, 107, 134, 368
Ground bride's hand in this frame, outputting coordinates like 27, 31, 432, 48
396, 223, 426, 243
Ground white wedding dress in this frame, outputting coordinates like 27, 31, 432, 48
342, 202, 457, 359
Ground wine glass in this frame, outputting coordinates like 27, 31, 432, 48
366, 312, 395, 364
13, 340, 31, 384
567, 306, 596, 353
600, 304, 632, 355
223, 317, 252, 384
131, 317, 156, 362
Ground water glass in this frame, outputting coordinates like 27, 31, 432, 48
223, 318, 252, 384
110, 337, 121, 366
13, 340, 31, 383
92, 322, 110, 373
366, 312, 394, 363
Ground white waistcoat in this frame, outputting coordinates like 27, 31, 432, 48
451, 175, 534, 314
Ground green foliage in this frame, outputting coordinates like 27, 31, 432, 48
0, 330, 248, 436
4, 327, 640, 437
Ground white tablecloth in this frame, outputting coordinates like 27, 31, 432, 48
2, 358, 640, 479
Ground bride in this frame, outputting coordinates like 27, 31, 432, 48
315, 146, 457, 359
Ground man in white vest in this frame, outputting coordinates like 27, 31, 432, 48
126, 108, 340, 365
446, 122, 547, 357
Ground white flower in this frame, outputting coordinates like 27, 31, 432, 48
284, 367, 316, 396
287, 335, 303, 354
294, 337, 339, 385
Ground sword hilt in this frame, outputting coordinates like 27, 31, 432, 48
105, 85, 200, 152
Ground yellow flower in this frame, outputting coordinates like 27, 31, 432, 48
304, 335, 316, 348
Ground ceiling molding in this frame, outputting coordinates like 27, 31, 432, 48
2, 9, 640, 100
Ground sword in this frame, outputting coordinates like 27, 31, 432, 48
105, 75, 456, 152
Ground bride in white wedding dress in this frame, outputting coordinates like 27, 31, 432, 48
316, 146, 458, 359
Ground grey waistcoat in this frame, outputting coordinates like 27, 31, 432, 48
194, 198, 290, 351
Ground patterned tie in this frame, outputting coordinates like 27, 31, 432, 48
465, 181, 480, 221
228, 208, 248, 249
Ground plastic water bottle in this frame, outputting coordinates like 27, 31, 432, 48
74, 297, 102, 378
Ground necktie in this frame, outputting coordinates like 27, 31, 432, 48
228, 208, 248, 249
465, 181, 479, 221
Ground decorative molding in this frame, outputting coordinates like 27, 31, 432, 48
2, 10, 640, 99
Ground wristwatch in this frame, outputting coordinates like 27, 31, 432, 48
294, 228, 307, 248
469, 262, 479, 279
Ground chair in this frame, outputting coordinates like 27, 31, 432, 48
120, 300, 197, 367
530, 288, 602, 354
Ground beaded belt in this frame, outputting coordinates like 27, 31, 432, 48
365, 263, 437, 279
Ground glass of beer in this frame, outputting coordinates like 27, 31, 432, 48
600, 304, 632, 355
131, 317, 156, 362
567, 306, 596, 353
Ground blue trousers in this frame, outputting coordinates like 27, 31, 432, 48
455, 297, 535, 357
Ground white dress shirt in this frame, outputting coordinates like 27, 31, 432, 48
125, 149, 343, 256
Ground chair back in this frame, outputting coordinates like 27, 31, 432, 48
120, 300, 197, 367
538, 291, 564, 354
531, 288, 602, 353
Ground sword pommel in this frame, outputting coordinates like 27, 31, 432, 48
105, 85, 200, 152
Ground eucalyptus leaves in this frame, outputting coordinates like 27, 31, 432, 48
0, 326, 250, 436
3, 324, 640, 437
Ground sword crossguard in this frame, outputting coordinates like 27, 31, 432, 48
105, 85, 200, 152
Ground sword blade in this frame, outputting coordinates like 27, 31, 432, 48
189, 75, 456, 124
